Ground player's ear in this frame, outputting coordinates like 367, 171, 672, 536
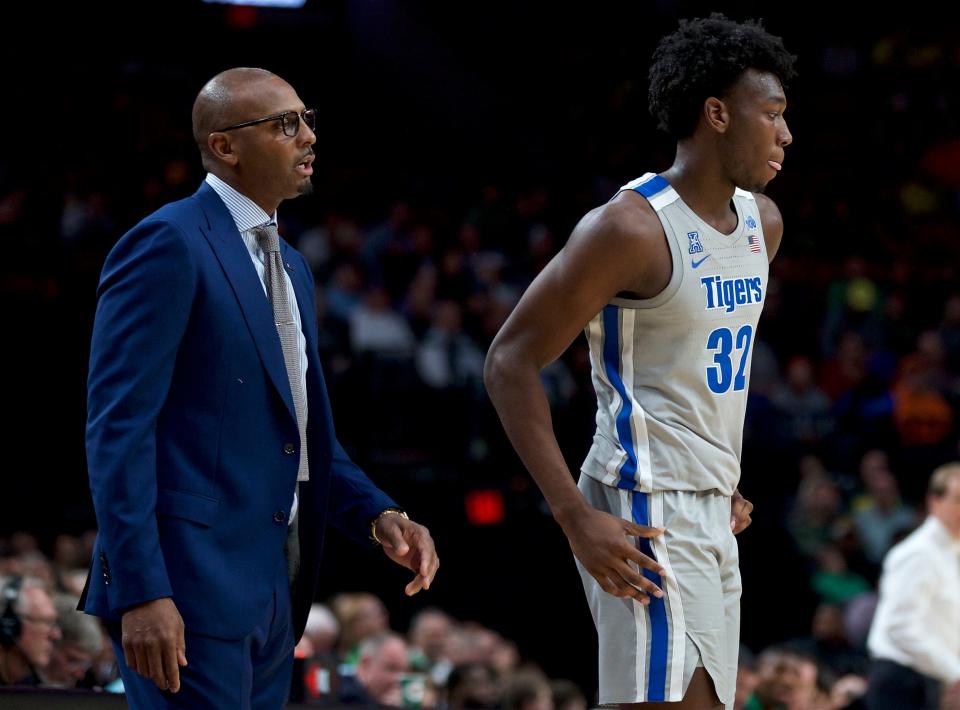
703, 97, 729, 134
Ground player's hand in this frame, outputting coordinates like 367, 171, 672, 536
376, 513, 440, 596
560, 505, 665, 604
730, 489, 754, 534
121, 597, 188, 693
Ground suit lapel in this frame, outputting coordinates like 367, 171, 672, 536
193, 183, 297, 423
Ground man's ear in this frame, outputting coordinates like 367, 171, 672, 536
703, 96, 729, 135
208, 133, 240, 167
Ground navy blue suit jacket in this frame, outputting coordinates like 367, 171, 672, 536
81, 182, 396, 641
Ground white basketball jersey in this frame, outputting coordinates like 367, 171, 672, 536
580, 173, 769, 495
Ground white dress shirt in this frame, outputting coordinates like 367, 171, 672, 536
867, 515, 960, 683
205, 173, 307, 523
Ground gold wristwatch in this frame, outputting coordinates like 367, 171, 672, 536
370, 508, 409, 544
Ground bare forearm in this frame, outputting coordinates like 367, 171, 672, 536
484, 345, 589, 527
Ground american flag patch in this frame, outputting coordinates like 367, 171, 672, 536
748, 234, 761, 253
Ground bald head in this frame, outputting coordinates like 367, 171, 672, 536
192, 68, 278, 164
190, 67, 315, 213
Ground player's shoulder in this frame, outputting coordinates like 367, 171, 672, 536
570, 189, 664, 254
750, 192, 784, 260
752, 193, 783, 234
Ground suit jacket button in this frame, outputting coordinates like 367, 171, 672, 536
273, 511, 286, 524
283, 443, 296, 455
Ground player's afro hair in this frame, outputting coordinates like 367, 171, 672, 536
648, 14, 797, 139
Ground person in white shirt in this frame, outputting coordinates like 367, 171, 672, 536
866, 461, 960, 709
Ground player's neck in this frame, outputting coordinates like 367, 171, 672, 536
661, 145, 737, 224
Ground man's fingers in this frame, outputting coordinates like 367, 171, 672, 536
733, 514, 753, 534
383, 525, 410, 556
595, 574, 622, 599
590, 567, 653, 604
163, 639, 182, 693
428, 556, 440, 587
622, 545, 666, 578
414, 533, 436, 579
145, 643, 168, 690
731, 498, 754, 531
122, 639, 139, 676
605, 573, 651, 605
616, 563, 664, 599
134, 644, 151, 681
405, 576, 426, 596
624, 521, 665, 539
407, 544, 439, 595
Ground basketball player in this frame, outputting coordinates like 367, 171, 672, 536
484, 15, 795, 709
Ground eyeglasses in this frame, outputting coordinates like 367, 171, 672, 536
215, 108, 316, 138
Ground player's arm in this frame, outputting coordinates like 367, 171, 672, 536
484, 194, 667, 603
755, 193, 783, 263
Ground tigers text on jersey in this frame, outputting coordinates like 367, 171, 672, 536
581, 173, 769, 495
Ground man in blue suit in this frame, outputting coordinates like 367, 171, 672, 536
81, 67, 440, 708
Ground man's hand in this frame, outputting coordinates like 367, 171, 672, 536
375, 514, 440, 596
560, 506, 665, 604
121, 597, 188, 693
730, 489, 754, 534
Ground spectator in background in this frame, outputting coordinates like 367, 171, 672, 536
866, 462, 960, 709
735, 646, 759, 710
340, 632, 411, 707
416, 300, 486, 460
349, 285, 416, 356
550, 679, 587, 710
789, 471, 845, 558
850, 449, 917, 564
333, 592, 391, 668
326, 261, 366, 321
37, 593, 103, 688
295, 602, 340, 660
503, 668, 553, 710
408, 607, 454, 684
744, 645, 821, 710
446, 662, 500, 709
416, 300, 485, 390
404, 264, 439, 339
891, 331, 955, 450
773, 355, 834, 448
820, 331, 869, 403
811, 545, 871, 606
792, 603, 868, 679
821, 257, 884, 358
940, 294, 960, 376
488, 634, 520, 678
0, 575, 60, 686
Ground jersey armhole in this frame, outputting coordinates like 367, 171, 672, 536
610, 211, 683, 310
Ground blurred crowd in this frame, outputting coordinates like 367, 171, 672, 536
0, 535, 592, 710
0, 533, 881, 708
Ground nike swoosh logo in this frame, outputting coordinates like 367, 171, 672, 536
691, 254, 712, 268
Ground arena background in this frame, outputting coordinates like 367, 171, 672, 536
3, 0, 960, 700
